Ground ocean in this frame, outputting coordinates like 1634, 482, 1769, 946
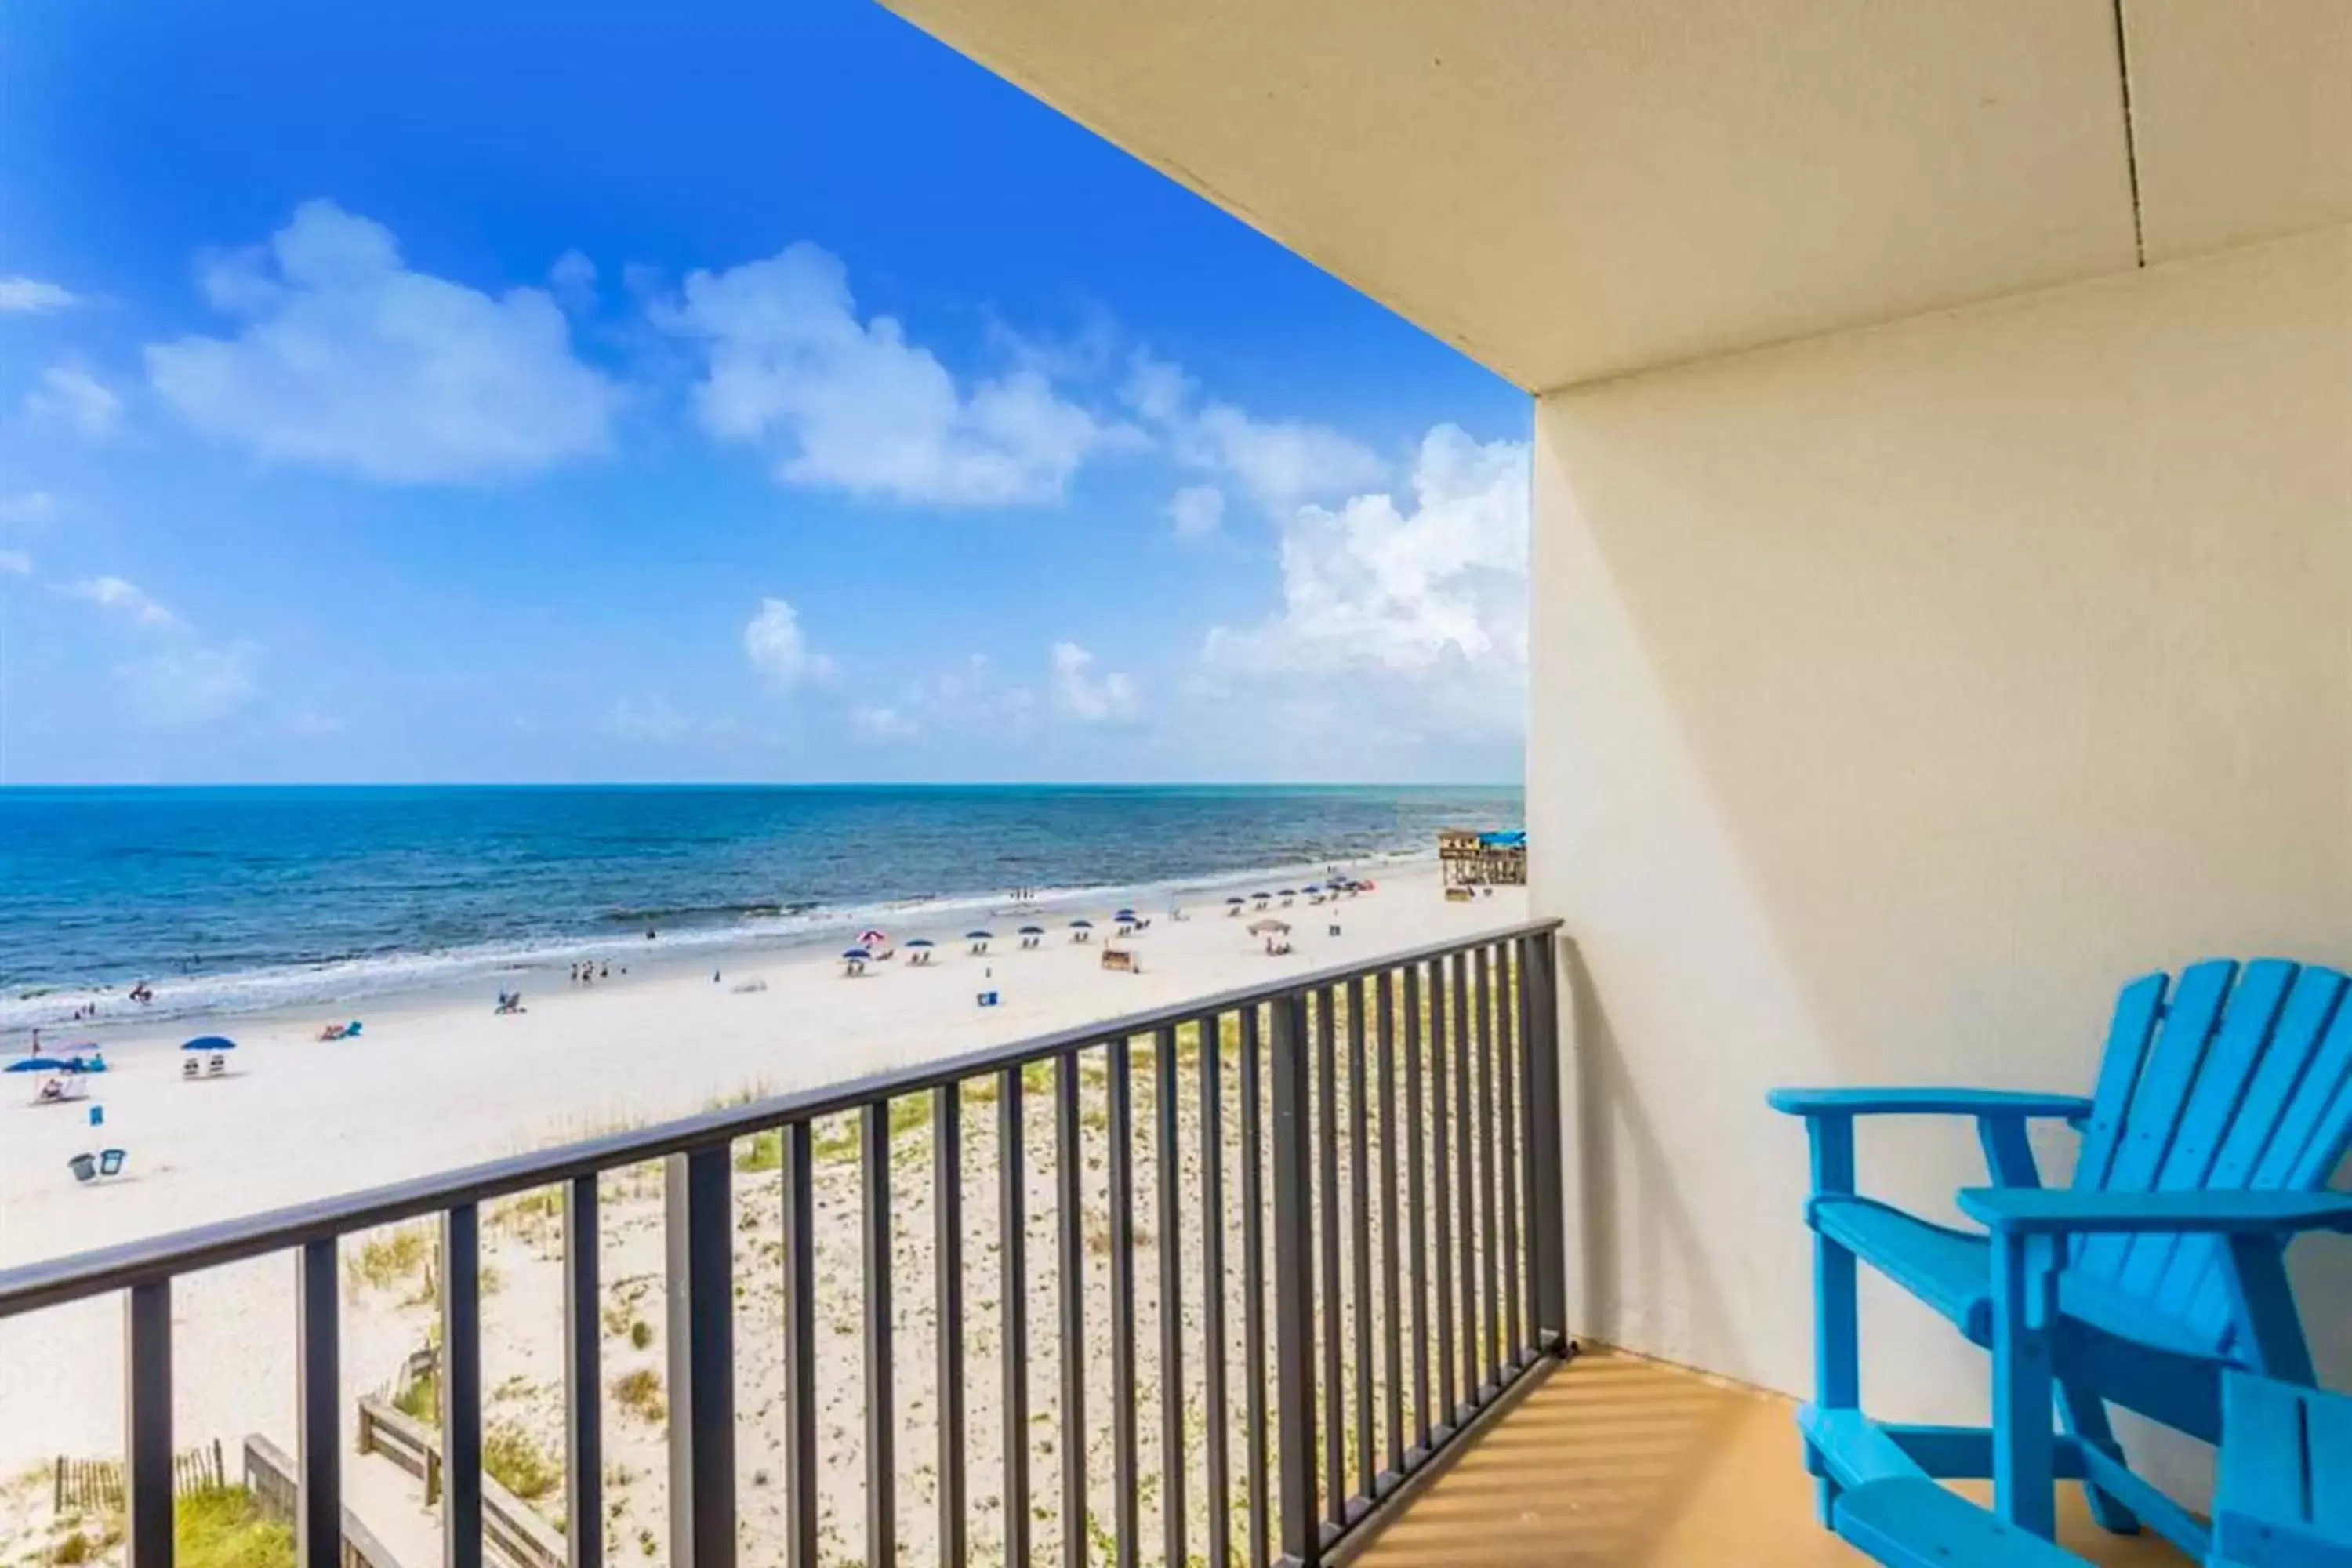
1, 784, 1521, 1029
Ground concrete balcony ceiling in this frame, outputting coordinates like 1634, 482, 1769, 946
880, 0, 2352, 394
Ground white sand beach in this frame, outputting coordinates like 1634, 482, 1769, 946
0, 861, 1526, 1564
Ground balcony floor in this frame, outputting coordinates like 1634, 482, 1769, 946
1352, 1348, 2193, 1566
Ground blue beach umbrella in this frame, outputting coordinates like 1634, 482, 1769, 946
6, 1058, 71, 1073
966, 930, 994, 941
1279, 889, 1297, 897
1114, 908, 1136, 920
841, 947, 872, 960
1224, 895, 1245, 905
183, 1036, 237, 1052
906, 938, 935, 949
1018, 925, 1046, 936
1069, 918, 1094, 928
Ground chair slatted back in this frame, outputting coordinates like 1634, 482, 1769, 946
2067, 959, 2352, 1351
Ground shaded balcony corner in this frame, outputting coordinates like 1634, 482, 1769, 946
1349, 1346, 2193, 1568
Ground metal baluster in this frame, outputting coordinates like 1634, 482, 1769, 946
1404, 964, 1429, 1461
937, 1087, 968, 1568
1346, 978, 1374, 1511
1156, 1026, 1186, 1566
1451, 951, 1476, 1421
1108, 1038, 1140, 1568
1524, 935, 1568, 1353
668, 1148, 735, 1568
297, 1239, 340, 1568
443, 1203, 484, 1568
564, 1179, 602, 1568
1199, 1015, 1232, 1567
1314, 989, 1343, 1526
1269, 992, 1320, 1568
125, 1281, 172, 1568
999, 1068, 1031, 1568
1056, 1053, 1087, 1568
862, 1105, 896, 1568
1238, 1006, 1271, 1568
782, 1125, 818, 1568
1498, 949, 1524, 1370
1428, 957, 1455, 1434
1477, 946, 1501, 1396
1374, 970, 1403, 1488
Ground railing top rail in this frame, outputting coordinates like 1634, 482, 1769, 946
0, 919, 1558, 1319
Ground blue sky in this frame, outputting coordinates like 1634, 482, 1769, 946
0, 0, 1530, 785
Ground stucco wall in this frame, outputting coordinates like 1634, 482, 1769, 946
1530, 226, 2352, 1460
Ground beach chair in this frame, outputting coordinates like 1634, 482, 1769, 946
1833, 1370, 2352, 1566
182, 1057, 201, 1080
207, 1053, 227, 1076
1770, 958, 2352, 1559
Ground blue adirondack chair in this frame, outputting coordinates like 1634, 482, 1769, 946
1769, 958, 2352, 1561
1832, 1370, 2352, 1566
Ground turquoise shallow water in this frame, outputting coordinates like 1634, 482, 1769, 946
1, 784, 1521, 1028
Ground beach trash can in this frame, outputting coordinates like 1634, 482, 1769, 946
67, 1152, 97, 1184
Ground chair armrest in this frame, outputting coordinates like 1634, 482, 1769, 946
1958, 1187, 2352, 1237
1768, 1087, 2092, 1123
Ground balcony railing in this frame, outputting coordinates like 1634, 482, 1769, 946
0, 920, 1567, 1568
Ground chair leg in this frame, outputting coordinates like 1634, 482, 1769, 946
1991, 1232, 2060, 1541
2056, 1383, 2140, 1535
1808, 1115, 1860, 1526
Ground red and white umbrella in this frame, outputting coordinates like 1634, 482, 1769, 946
858, 928, 889, 947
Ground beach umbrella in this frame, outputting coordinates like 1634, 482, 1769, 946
1018, 925, 1046, 936
1279, 888, 1296, 897
1303, 884, 1322, 894
1114, 908, 1136, 919
1248, 918, 1292, 935
1069, 918, 1094, 928
1225, 896, 1246, 907
1251, 891, 1271, 899
906, 938, 935, 949
183, 1036, 237, 1052
858, 928, 888, 946
966, 930, 994, 940
841, 947, 872, 960
5, 1058, 71, 1073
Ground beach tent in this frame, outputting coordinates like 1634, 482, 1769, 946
183, 1035, 235, 1079
10, 1057, 91, 1105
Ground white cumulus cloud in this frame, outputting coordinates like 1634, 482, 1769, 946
1167, 485, 1225, 541
743, 597, 833, 688
118, 642, 258, 724
0, 277, 82, 313
0, 492, 56, 526
61, 575, 180, 628
851, 705, 919, 739
657, 242, 1116, 506
144, 201, 620, 484
1199, 424, 1529, 746
25, 366, 122, 440
1050, 641, 1140, 723
57, 575, 258, 723
1123, 351, 1384, 514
